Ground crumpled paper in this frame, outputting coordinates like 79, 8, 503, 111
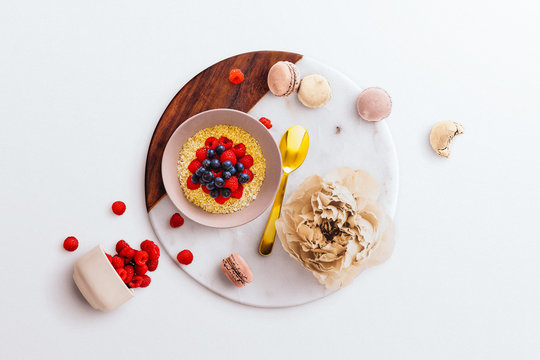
275, 167, 394, 290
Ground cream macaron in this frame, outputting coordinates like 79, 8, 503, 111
267, 61, 300, 97
356, 87, 392, 122
297, 74, 332, 108
220, 253, 254, 287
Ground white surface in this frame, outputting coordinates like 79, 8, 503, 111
151, 55, 398, 307
1, 0, 539, 359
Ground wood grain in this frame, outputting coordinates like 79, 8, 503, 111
145, 51, 303, 211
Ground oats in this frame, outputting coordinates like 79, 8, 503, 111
177, 125, 266, 214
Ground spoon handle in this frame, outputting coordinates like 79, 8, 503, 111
258, 172, 289, 256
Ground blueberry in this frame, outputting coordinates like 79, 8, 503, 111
195, 167, 206, 177
202, 171, 214, 183
215, 145, 225, 155
211, 159, 221, 169
222, 171, 232, 179
221, 188, 231, 198
209, 189, 219, 198
191, 174, 200, 184
238, 172, 250, 184
206, 149, 215, 159
206, 181, 216, 190
228, 167, 237, 176
222, 160, 232, 169
214, 177, 224, 188
202, 159, 211, 169
235, 162, 244, 172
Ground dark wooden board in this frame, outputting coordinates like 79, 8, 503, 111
144, 51, 303, 211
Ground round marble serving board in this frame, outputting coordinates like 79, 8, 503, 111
145, 51, 399, 308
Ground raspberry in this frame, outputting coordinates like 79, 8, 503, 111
186, 176, 200, 190
215, 195, 228, 204
201, 185, 210, 194
232, 143, 246, 158
63, 236, 78, 252
224, 176, 239, 191
140, 240, 156, 252
135, 264, 148, 275
146, 246, 160, 261
177, 249, 193, 265
229, 69, 244, 84
111, 256, 124, 269
188, 159, 202, 173
259, 117, 272, 129
218, 137, 233, 150
134, 250, 149, 266
116, 267, 128, 282
106, 253, 113, 262
220, 150, 237, 165
119, 246, 135, 261
116, 240, 129, 253
112, 201, 126, 215
170, 213, 184, 228
205, 137, 219, 149
211, 170, 222, 179
129, 276, 143, 288
243, 169, 254, 182
195, 148, 207, 161
231, 184, 243, 199
238, 155, 253, 168
147, 259, 159, 271
140, 275, 151, 288
124, 265, 134, 283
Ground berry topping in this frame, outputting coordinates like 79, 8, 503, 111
231, 184, 243, 199
235, 162, 244, 172
140, 275, 152, 288
211, 170, 222, 178
190, 174, 200, 184
195, 167, 206, 177
222, 171, 232, 179
188, 159, 202, 174
206, 182, 216, 190
232, 143, 246, 158
116, 267, 128, 282
206, 148, 216, 159
209, 189, 219, 198
238, 172, 250, 184
128, 276, 144, 288
202, 159, 211, 169
187, 176, 200, 190
221, 160, 232, 170
201, 185, 210, 194
221, 188, 232, 198
220, 150, 237, 165
134, 250, 149, 266
218, 136, 233, 150
111, 256, 124, 269
215, 144, 225, 155
195, 148, 207, 161
210, 159, 221, 169
112, 201, 126, 215
170, 213, 185, 228
147, 259, 159, 272
177, 249, 194, 265
229, 69, 244, 84
238, 155, 253, 169
116, 240, 129, 253
134, 264, 148, 276
215, 195, 228, 204
201, 171, 214, 183
214, 177, 225, 188
243, 168, 254, 182
205, 137, 219, 149
63, 236, 78, 252
224, 177, 239, 191
259, 117, 272, 129
124, 265, 134, 283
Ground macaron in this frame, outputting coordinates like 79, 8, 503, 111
267, 61, 300, 97
356, 87, 392, 122
220, 253, 253, 287
297, 74, 332, 108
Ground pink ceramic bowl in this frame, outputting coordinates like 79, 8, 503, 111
161, 109, 282, 228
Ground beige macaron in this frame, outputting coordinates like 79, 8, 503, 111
267, 61, 300, 97
297, 74, 332, 108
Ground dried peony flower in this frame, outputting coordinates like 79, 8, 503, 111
275, 167, 394, 290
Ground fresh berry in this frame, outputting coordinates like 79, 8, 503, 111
116, 267, 128, 282
112, 201, 126, 215
214, 177, 225, 188
218, 137, 233, 150
221, 188, 231, 198
146, 246, 160, 261
235, 162, 244, 172
134, 250, 149, 266
116, 240, 129, 253
188, 159, 202, 173
201, 171, 214, 183
186, 176, 200, 190
206, 182, 216, 190
195, 148, 207, 161
229, 69, 244, 84
106, 253, 113, 262
191, 174, 200, 184
124, 265, 134, 283
111, 256, 124, 269
63, 236, 78, 252
224, 177, 239, 191
211, 159, 221, 169
231, 184, 243, 199
129, 276, 144, 288
140, 240, 159, 257
201, 185, 210, 194
140, 275, 152, 288
259, 117, 272, 129
221, 160, 232, 170
220, 150, 237, 165
119, 246, 135, 261
147, 259, 159, 272
202, 159, 211, 169
215, 195, 228, 204
205, 137, 219, 149
207, 149, 216, 159
134, 264, 148, 276
228, 167, 237, 176
238, 172, 250, 184
238, 155, 253, 168
209, 189, 219, 198
211, 170, 222, 178
177, 250, 194, 265
215, 144, 225, 155
232, 143, 246, 158
222, 171, 232, 179
195, 167, 206, 177
243, 168, 254, 182
170, 213, 184, 228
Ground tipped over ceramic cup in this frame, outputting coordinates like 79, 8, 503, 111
73, 245, 134, 311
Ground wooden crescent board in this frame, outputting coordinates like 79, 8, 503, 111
145, 51, 399, 307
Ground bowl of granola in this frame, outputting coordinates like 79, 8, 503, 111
162, 109, 282, 228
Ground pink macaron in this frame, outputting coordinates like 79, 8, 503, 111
356, 87, 392, 122
267, 61, 300, 97
220, 253, 253, 287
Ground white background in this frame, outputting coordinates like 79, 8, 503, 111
1, 0, 539, 359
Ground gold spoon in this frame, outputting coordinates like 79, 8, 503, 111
258, 125, 309, 256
